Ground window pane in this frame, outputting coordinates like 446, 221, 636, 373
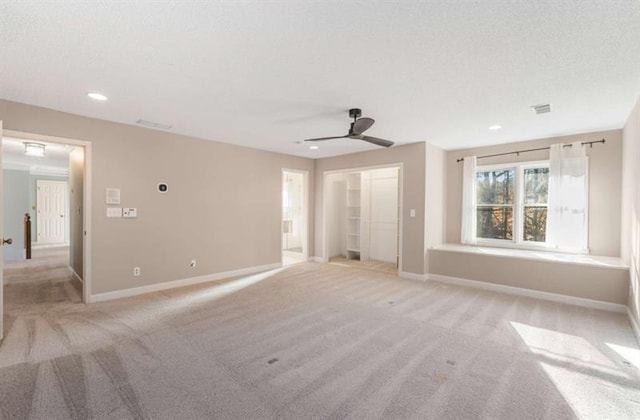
477, 207, 513, 240
524, 167, 549, 205
476, 169, 515, 205
523, 206, 547, 242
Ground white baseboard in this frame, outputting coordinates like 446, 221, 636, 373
310, 256, 326, 263
89, 262, 281, 303
628, 307, 640, 346
427, 273, 627, 313
68, 266, 83, 284
399, 271, 428, 281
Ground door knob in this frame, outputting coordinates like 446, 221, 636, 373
2, 238, 12, 245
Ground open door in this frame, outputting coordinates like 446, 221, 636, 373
0, 120, 4, 340
282, 169, 308, 265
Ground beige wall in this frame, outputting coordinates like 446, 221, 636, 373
314, 143, 426, 275
622, 97, 640, 327
424, 142, 446, 273
69, 147, 84, 278
1, 100, 315, 295
445, 129, 623, 257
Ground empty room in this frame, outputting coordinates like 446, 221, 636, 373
1, 1, 639, 419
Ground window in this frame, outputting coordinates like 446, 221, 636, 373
475, 161, 549, 247
522, 167, 549, 242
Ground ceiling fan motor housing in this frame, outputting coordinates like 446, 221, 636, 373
349, 108, 362, 119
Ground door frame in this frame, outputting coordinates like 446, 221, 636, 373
3, 129, 93, 304
321, 163, 404, 274
281, 168, 310, 263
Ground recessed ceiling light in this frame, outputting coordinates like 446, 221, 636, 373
87, 92, 108, 101
309, 146, 319, 150
488, 125, 502, 130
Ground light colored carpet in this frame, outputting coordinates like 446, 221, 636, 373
3, 246, 73, 286
1, 258, 640, 419
329, 256, 397, 275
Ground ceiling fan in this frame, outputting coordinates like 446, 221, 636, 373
304, 108, 394, 148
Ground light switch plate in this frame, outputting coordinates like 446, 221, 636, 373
123, 208, 138, 218
106, 188, 121, 204
410, 209, 416, 217
107, 207, 122, 218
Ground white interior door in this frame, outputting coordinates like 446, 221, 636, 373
1, 121, 5, 339
369, 173, 399, 264
37, 180, 68, 244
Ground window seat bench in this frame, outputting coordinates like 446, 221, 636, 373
427, 244, 629, 310
430, 244, 628, 270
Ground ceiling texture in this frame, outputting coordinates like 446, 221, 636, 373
1, 1, 639, 158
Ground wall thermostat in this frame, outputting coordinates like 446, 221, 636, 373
158, 183, 168, 193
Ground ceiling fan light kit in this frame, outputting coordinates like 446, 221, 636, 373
304, 108, 394, 148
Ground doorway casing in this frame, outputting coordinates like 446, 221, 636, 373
281, 168, 310, 264
321, 163, 404, 274
3, 129, 92, 303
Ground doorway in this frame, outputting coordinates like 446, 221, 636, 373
323, 165, 402, 274
1, 128, 92, 342
282, 169, 308, 266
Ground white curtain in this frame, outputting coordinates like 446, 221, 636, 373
546, 142, 588, 252
461, 155, 477, 244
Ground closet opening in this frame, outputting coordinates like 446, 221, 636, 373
281, 169, 308, 266
323, 164, 402, 275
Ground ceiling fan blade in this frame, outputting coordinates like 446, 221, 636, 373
304, 135, 348, 142
352, 117, 375, 134
359, 135, 394, 148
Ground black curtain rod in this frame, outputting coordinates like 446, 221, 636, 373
456, 139, 605, 163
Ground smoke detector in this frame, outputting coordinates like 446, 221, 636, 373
531, 104, 552, 114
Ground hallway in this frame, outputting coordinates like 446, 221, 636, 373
3, 246, 80, 310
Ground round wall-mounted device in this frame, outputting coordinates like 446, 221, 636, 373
158, 183, 168, 193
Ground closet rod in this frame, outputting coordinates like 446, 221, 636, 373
455, 138, 605, 163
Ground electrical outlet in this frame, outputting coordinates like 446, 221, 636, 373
190, 259, 196, 268
133, 267, 141, 276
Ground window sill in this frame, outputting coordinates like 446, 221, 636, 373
430, 244, 628, 270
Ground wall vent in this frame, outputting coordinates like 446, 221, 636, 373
531, 104, 552, 114
136, 119, 172, 130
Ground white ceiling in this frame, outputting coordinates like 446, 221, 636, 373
2, 137, 72, 176
1, 1, 639, 158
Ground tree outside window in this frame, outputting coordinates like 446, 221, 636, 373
476, 169, 514, 240
474, 162, 549, 246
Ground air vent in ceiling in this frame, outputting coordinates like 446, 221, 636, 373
531, 104, 552, 114
136, 119, 172, 130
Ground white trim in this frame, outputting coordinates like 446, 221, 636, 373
68, 266, 83, 284
427, 273, 627, 313
310, 256, 325, 263
399, 271, 428, 281
89, 262, 281, 303
4, 129, 92, 304
627, 307, 640, 346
